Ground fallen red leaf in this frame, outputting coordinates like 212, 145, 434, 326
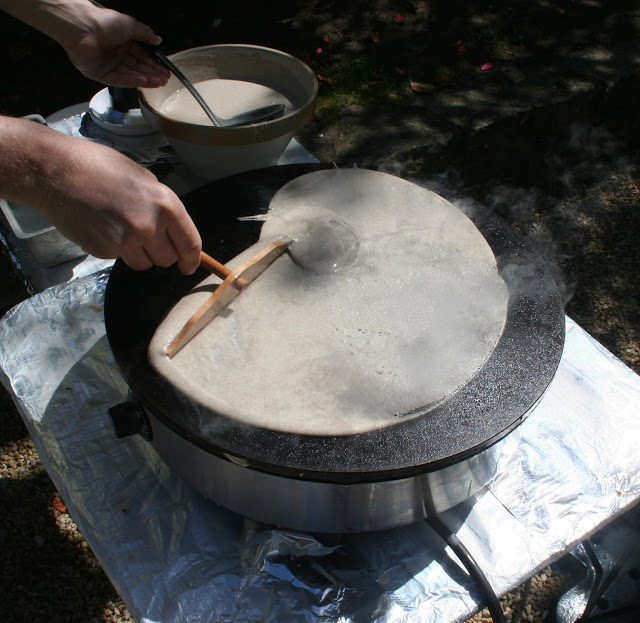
52, 497, 67, 513
316, 74, 335, 85
480, 62, 494, 71
395, 13, 405, 23
410, 80, 435, 93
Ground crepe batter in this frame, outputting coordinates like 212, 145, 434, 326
149, 169, 509, 436
160, 78, 294, 125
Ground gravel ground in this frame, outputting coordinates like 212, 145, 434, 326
471, 567, 574, 623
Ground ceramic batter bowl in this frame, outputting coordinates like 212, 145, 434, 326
138, 44, 317, 180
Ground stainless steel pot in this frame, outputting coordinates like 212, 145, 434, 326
110, 399, 522, 533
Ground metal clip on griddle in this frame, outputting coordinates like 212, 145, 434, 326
166, 241, 290, 358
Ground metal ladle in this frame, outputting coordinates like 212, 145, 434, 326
148, 46, 285, 128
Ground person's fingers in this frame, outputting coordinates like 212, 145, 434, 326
99, 70, 141, 88
127, 44, 170, 80
105, 72, 165, 88
101, 64, 165, 88
127, 19, 162, 48
128, 43, 158, 64
120, 246, 155, 271
99, 46, 169, 87
167, 217, 202, 275
125, 62, 170, 87
142, 229, 180, 268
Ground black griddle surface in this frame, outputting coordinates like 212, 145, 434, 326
104, 164, 565, 483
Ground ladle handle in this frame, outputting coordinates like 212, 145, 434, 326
145, 46, 223, 128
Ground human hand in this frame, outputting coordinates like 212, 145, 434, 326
62, 6, 171, 88
42, 136, 202, 273
0, 115, 200, 273
0, 0, 170, 88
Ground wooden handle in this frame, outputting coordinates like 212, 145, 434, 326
200, 251, 248, 289
167, 241, 290, 357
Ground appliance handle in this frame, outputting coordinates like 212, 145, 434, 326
109, 399, 153, 441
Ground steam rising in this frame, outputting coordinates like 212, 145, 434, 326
422, 123, 631, 309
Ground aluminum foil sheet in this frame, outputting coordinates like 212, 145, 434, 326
1, 273, 640, 623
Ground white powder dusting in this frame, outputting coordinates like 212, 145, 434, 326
149, 169, 508, 435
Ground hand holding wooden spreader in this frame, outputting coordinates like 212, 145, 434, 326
166, 242, 291, 358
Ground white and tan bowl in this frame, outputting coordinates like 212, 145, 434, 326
138, 44, 317, 180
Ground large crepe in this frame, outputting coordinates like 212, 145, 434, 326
149, 169, 508, 436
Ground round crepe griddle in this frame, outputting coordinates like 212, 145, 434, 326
104, 164, 565, 484
150, 168, 510, 436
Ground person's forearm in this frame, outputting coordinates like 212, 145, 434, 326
0, 115, 68, 214
0, 114, 202, 273
0, 0, 100, 48
2, 0, 166, 87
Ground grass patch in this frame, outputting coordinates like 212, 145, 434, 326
312, 58, 410, 117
